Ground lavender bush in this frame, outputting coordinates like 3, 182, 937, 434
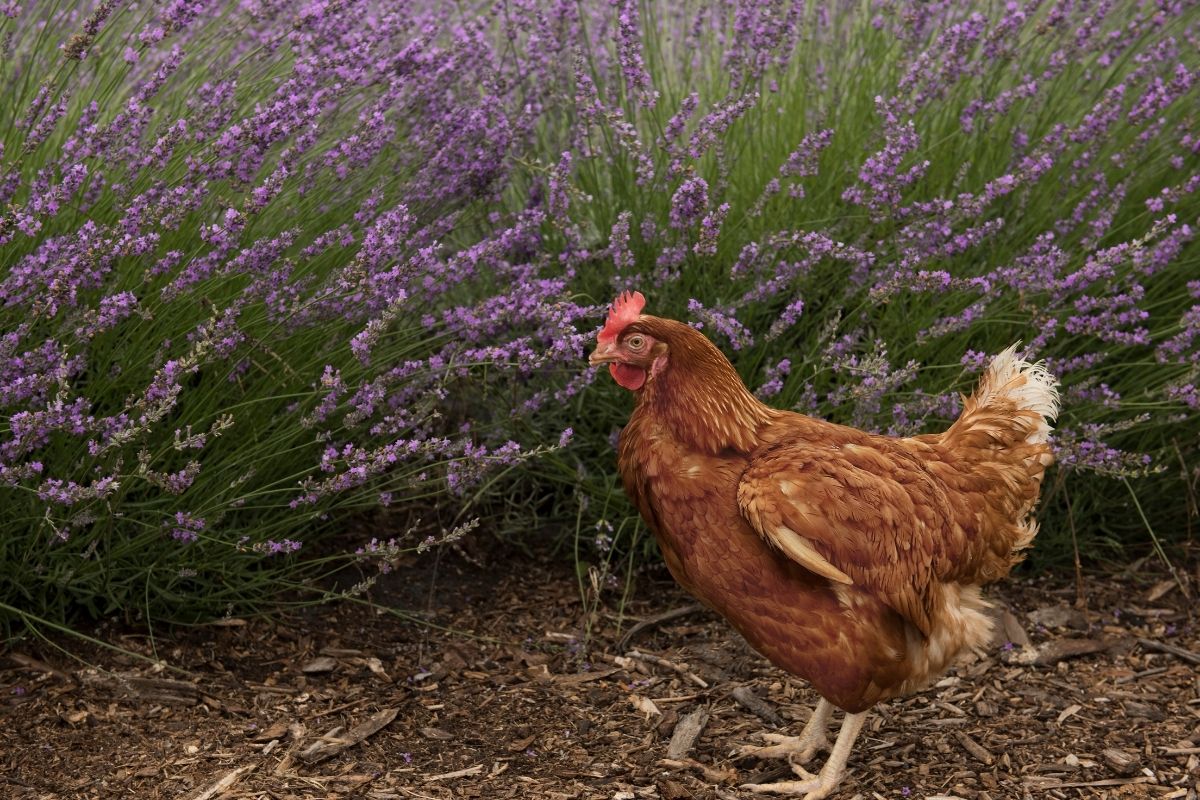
2, 0, 1198, 626
0, 1, 585, 624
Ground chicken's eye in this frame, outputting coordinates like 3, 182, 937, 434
626, 334, 646, 351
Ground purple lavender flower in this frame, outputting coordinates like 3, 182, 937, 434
610, 211, 635, 272
757, 358, 791, 399
610, 0, 657, 107
669, 177, 709, 230
167, 512, 205, 544
694, 203, 729, 256
687, 299, 754, 350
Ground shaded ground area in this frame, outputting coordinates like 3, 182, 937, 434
3, 549, 1199, 800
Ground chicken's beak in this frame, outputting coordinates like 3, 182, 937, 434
588, 342, 619, 367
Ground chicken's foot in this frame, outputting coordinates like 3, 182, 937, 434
737, 698, 832, 764
741, 710, 866, 799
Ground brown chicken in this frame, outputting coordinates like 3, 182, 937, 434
589, 291, 1059, 799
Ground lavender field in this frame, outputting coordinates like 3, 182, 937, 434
1, 0, 1198, 627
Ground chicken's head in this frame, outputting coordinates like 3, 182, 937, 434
589, 290, 666, 391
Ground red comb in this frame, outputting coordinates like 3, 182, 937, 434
597, 290, 645, 344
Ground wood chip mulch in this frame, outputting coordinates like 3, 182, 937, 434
2, 551, 1199, 800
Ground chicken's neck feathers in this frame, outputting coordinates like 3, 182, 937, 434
636, 343, 775, 455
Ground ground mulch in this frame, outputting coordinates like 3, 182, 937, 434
3, 549, 1199, 800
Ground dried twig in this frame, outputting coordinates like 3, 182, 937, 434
1115, 665, 1170, 685
730, 686, 783, 727
81, 672, 199, 706
303, 698, 366, 720
1028, 776, 1155, 790
658, 757, 737, 784
1002, 638, 1114, 665
424, 764, 484, 782
626, 649, 708, 688
187, 764, 257, 800
1136, 637, 1200, 666
1062, 482, 1088, 611
555, 667, 619, 685
954, 731, 994, 765
127, 676, 200, 704
7, 653, 75, 684
618, 604, 705, 650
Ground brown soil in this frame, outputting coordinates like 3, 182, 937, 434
3, 549, 1199, 800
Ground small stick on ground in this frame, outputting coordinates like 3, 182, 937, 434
1160, 746, 1200, 755
954, 730, 994, 765
304, 698, 366, 721
425, 764, 484, 782
7, 653, 75, 684
618, 604, 705, 650
1033, 776, 1156, 789
730, 686, 783, 727
187, 763, 257, 800
626, 649, 709, 688
1136, 637, 1200, 666
1115, 666, 1170, 685
1063, 485, 1088, 611
1003, 638, 1113, 666
658, 757, 737, 784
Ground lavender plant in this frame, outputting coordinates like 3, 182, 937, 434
0, 1, 586, 625
3, 0, 1198, 628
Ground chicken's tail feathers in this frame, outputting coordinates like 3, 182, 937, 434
943, 345, 1060, 581
948, 343, 1060, 449
970, 343, 1060, 443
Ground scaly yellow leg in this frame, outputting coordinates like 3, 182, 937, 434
741, 710, 867, 799
737, 698, 833, 764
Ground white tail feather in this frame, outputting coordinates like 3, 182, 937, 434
977, 344, 1061, 445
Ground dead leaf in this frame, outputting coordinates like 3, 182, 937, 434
1056, 704, 1082, 724
658, 778, 694, 799
249, 720, 290, 742
1144, 579, 1176, 603
298, 708, 398, 764
362, 657, 391, 681
524, 664, 552, 683
1002, 609, 1033, 645
1028, 605, 1087, 630
508, 734, 537, 752
301, 656, 337, 674
630, 694, 661, 717
666, 708, 709, 760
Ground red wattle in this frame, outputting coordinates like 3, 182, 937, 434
610, 362, 646, 391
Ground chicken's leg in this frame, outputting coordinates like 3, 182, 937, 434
737, 698, 833, 764
741, 710, 866, 799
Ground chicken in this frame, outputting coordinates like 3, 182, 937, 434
588, 291, 1059, 799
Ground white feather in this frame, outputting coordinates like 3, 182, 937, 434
979, 344, 1061, 445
